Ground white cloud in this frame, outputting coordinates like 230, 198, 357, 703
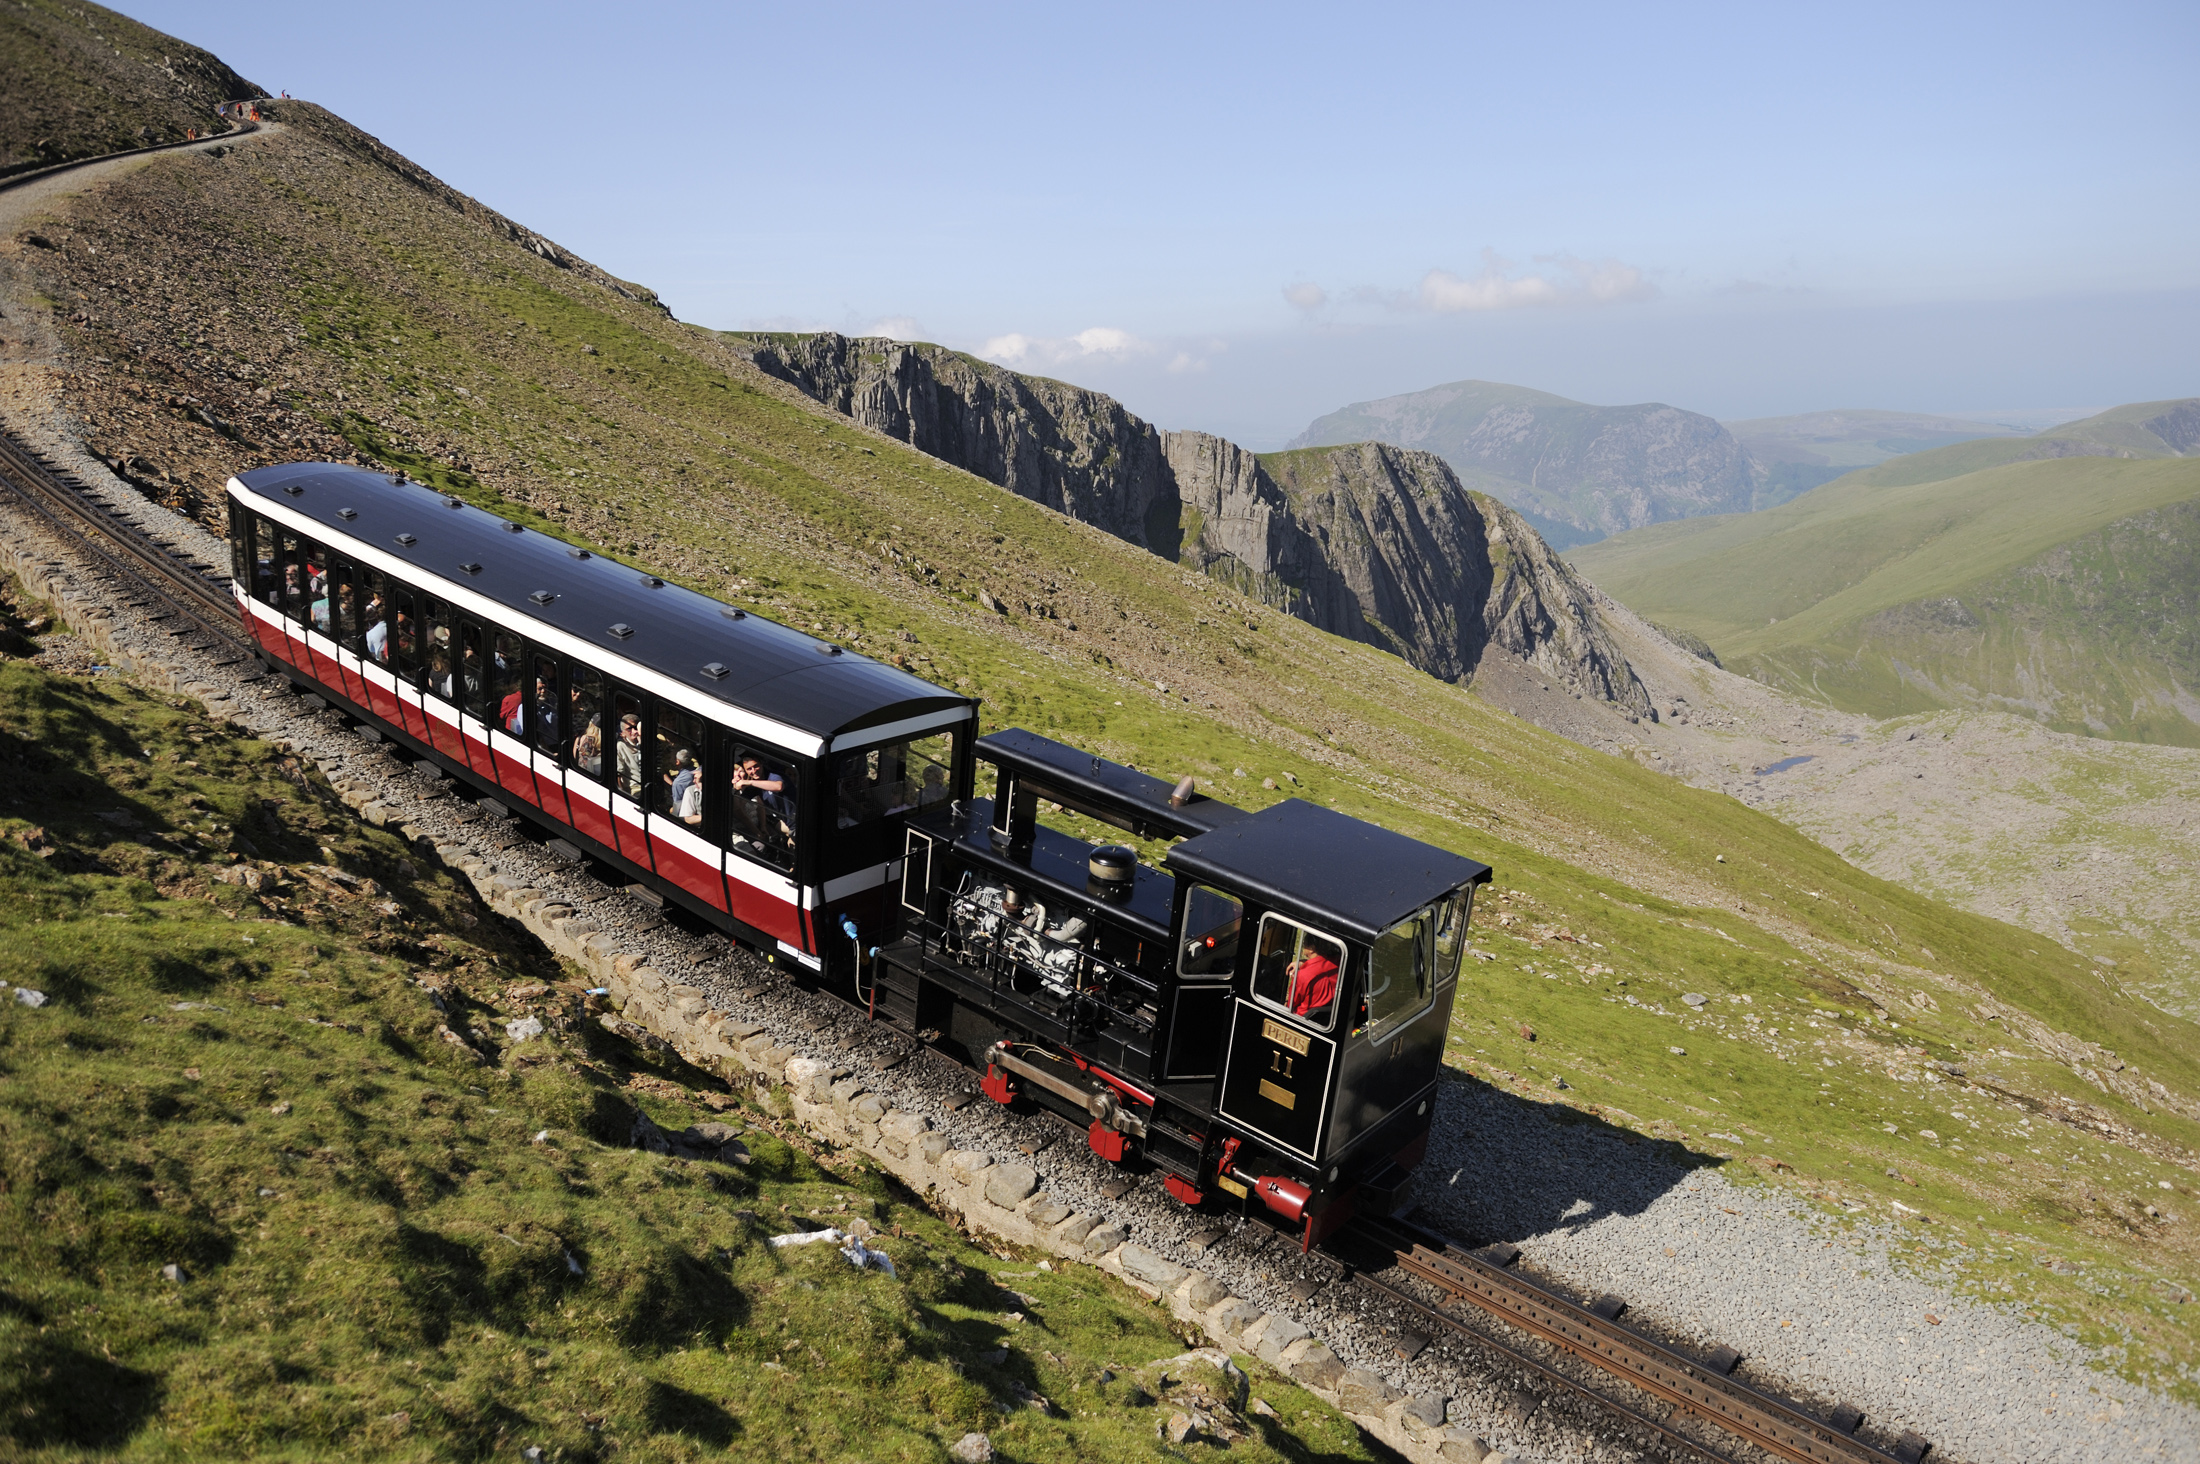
1283, 281, 1328, 311
1414, 250, 1655, 312
867, 315, 923, 340
979, 326, 1153, 368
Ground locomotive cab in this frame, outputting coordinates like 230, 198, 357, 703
881, 730, 1490, 1246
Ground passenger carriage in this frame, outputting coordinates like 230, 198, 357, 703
226, 461, 1492, 1243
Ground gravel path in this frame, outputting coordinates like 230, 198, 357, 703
1419, 1077, 2197, 1463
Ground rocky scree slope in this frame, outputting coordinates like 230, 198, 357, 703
1288, 378, 1766, 547
735, 332, 1652, 716
1, 0, 259, 176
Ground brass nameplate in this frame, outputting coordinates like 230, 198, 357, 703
1216, 1174, 1249, 1199
1261, 1018, 1311, 1056
1257, 1078, 1297, 1110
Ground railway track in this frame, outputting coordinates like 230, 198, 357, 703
0, 430, 255, 664
0, 111, 1952, 1464
1341, 1213, 1931, 1464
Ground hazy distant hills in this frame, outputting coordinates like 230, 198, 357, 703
1572, 401, 2200, 745
1723, 408, 2024, 502
1288, 380, 1762, 549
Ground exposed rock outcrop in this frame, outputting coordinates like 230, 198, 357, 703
736, 334, 1651, 716
731, 333, 1179, 552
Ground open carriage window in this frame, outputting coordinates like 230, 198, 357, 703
828, 727, 958, 874
1433, 886, 1473, 985
1251, 915, 1344, 1030
723, 734, 798, 872
1178, 884, 1244, 979
1365, 905, 1436, 1041
653, 703, 706, 826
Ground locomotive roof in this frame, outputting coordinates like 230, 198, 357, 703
1166, 800, 1491, 945
232, 462, 971, 750
979, 727, 1251, 839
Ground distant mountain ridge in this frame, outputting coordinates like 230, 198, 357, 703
731, 334, 1653, 716
1722, 408, 2024, 502
1287, 379, 1764, 548
1572, 400, 2200, 745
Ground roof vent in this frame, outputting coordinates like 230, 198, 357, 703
445, 495, 464, 508
529, 590, 557, 606
719, 607, 746, 621
336, 507, 357, 520
458, 561, 482, 575
394, 533, 417, 547
566, 548, 591, 561
281, 483, 304, 496
640, 574, 664, 588
701, 662, 729, 681
817, 642, 842, 656
608, 623, 634, 641
501, 520, 524, 534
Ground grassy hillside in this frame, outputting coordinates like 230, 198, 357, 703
0, 616, 1373, 1462
13, 62, 2200, 1413
1721, 408, 2022, 502
1573, 452, 2200, 743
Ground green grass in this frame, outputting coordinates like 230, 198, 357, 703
29, 95, 2200, 1407
0, 642, 1380, 1462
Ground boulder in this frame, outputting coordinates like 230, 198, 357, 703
984, 1163, 1038, 1210
1205, 1298, 1263, 1342
1282, 1340, 1344, 1389
1337, 1368, 1400, 1415
948, 1433, 992, 1463
1118, 1244, 1189, 1292
1082, 1222, 1126, 1255
1181, 1270, 1227, 1310
1404, 1393, 1449, 1438
1438, 1432, 1492, 1463
1253, 1314, 1310, 1364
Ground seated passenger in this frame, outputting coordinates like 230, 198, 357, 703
362, 594, 388, 660
500, 686, 526, 736
675, 767, 703, 826
1288, 945, 1339, 1019
918, 764, 949, 806
572, 720, 603, 778
665, 749, 696, 814
429, 650, 455, 700
728, 757, 791, 848
310, 590, 332, 634
615, 714, 642, 799
531, 677, 557, 740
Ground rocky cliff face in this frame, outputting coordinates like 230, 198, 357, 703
1289, 379, 1763, 547
738, 334, 1652, 716
731, 333, 1178, 552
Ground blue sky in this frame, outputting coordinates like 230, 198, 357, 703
135, 1, 2198, 445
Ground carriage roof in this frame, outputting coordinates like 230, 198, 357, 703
232, 463, 971, 747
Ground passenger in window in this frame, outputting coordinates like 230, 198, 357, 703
310, 582, 335, 634
364, 590, 388, 661
460, 644, 484, 701
729, 756, 792, 849
278, 561, 305, 613
429, 649, 455, 700
573, 720, 603, 777
1290, 939, 1341, 1020
530, 674, 558, 742
500, 683, 527, 736
615, 713, 643, 798
666, 749, 697, 814
918, 763, 949, 806
674, 757, 704, 825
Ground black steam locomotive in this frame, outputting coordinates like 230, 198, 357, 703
227, 461, 1490, 1245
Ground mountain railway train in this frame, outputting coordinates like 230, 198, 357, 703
228, 461, 1491, 1246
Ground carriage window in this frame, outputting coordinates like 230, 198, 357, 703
1433, 887, 1472, 985
653, 703, 706, 826
302, 539, 330, 633
324, 555, 356, 646
229, 501, 250, 586
390, 587, 419, 679
529, 653, 562, 754
568, 669, 605, 778
1178, 884, 1244, 978
609, 690, 644, 801
487, 628, 524, 735
835, 729, 956, 829
724, 734, 797, 871
456, 620, 485, 710
1366, 907, 1435, 1040
421, 596, 454, 700
274, 530, 304, 618
247, 512, 276, 604
1251, 916, 1344, 1030
360, 569, 390, 663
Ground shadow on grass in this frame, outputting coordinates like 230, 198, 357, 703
0, 1328, 163, 1450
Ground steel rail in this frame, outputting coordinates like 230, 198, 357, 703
1352, 1215, 1930, 1464
0, 431, 254, 660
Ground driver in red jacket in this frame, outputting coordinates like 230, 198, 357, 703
1288, 946, 1338, 1018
